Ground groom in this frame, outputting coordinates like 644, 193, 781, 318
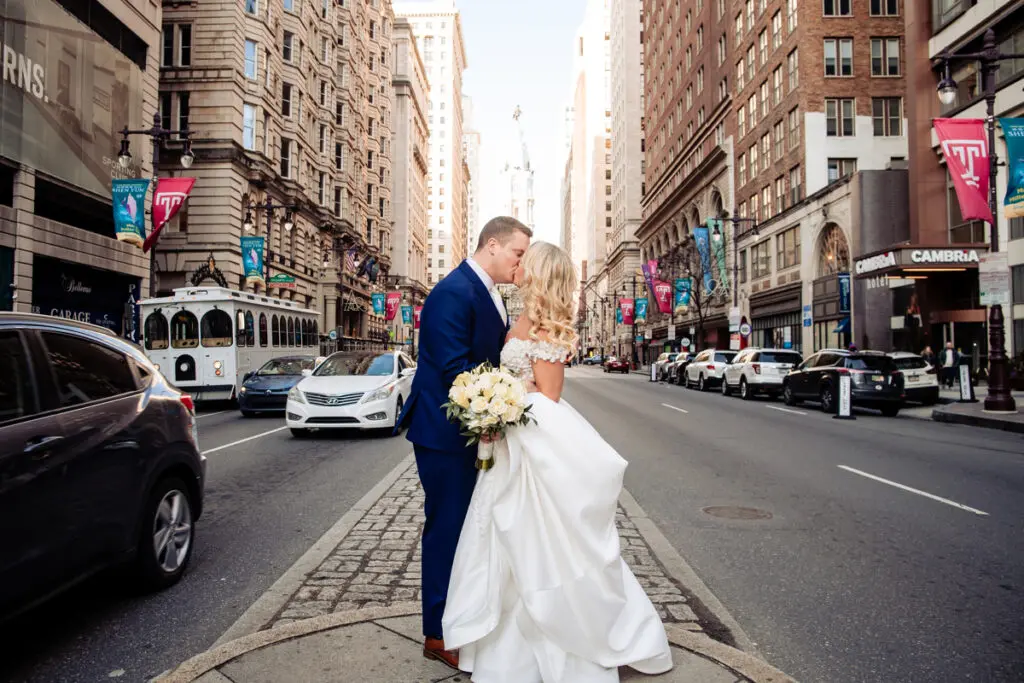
397, 216, 532, 668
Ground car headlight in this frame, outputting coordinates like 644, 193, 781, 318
288, 386, 306, 404
239, 386, 247, 394
362, 383, 396, 403
213, 360, 222, 370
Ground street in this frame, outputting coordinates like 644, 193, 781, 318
3, 369, 1023, 683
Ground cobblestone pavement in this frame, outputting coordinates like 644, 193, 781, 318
266, 461, 715, 637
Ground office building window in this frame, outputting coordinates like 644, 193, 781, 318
870, 0, 898, 15
244, 39, 257, 79
283, 32, 294, 61
788, 107, 800, 148
243, 104, 256, 149
823, 0, 851, 16
827, 158, 857, 183
245, 0, 258, 16
790, 166, 802, 203
871, 37, 901, 76
772, 11, 782, 49
825, 98, 855, 137
872, 97, 902, 136
824, 38, 853, 76
751, 240, 771, 278
774, 121, 785, 159
776, 226, 800, 269
282, 83, 293, 117
788, 48, 799, 91
280, 139, 292, 177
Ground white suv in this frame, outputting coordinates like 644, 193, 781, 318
684, 349, 737, 391
722, 347, 803, 399
888, 351, 939, 405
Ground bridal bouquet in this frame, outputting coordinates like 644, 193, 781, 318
442, 363, 535, 470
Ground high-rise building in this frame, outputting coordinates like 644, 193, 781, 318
500, 106, 536, 231
462, 95, 482, 250
395, 0, 468, 288
158, 0, 395, 342
390, 17, 431, 312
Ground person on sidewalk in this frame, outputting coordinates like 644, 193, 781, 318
442, 242, 674, 683
939, 342, 960, 388
396, 216, 532, 670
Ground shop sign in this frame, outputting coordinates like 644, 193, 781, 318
267, 274, 296, 289
837, 273, 851, 313
854, 252, 896, 275
802, 304, 812, 328
31, 256, 140, 336
909, 249, 980, 265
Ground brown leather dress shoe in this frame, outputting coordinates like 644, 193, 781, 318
423, 637, 460, 670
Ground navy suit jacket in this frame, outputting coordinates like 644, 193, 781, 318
398, 260, 507, 452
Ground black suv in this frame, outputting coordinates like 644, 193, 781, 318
0, 313, 206, 621
782, 349, 904, 417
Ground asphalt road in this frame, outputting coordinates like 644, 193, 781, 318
0, 408, 413, 683
562, 368, 1024, 683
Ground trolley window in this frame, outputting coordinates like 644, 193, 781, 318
171, 311, 199, 349
245, 310, 255, 347
202, 310, 234, 348
144, 312, 169, 350
259, 313, 268, 347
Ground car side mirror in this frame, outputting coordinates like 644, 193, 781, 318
301, 369, 313, 377
401, 368, 415, 378
243, 371, 254, 382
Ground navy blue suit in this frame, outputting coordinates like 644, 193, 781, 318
396, 260, 506, 639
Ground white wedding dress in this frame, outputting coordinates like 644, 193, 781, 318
441, 338, 674, 683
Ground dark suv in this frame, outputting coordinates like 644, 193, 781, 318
0, 313, 206, 621
782, 349, 904, 417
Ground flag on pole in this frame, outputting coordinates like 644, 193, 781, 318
933, 118, 994, 224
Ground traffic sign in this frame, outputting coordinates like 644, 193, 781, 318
681, 337, 691, 348
328, 329, 338, 340
739, 322, 751, 337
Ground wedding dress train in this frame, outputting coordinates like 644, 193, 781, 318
441, 339, 674, 683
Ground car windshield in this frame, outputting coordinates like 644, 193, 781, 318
714, 352, 737, 363
314, 353, 394, 377
892, 356, 928, 370
846, 356, 894, 371
667, 354, 678, 361
759, 352, 802, 364
257, 358, 314, 375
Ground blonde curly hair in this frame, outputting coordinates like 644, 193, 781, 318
519, 242, 579, 357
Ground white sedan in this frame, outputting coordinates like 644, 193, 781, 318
286, 350, 415, 437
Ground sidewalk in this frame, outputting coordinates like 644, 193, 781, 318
155, 456, 796, 683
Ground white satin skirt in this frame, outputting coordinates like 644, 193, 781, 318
441, 394, 674, 683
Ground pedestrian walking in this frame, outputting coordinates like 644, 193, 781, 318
921, 345, 936, 367
938, 341, 959, 388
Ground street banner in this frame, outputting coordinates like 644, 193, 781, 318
999, 118, 1024, 218
619, 298, 635, 326
641, 260, 659, 301
401, 305, 414, 325
693, 226, 715, 293
653, 280, 673, 314
616, 306, 623, 325
241, 236, 265, 288
371, 292, 386, 316
674, 278, 691, 315
708, 218, 729, 290
385, 291, 402, 321
144, 177, 196, 252
635, 297, 648, 324
112, 178, 150, 248
838, 272, 851, 313
933, 118, 994, 224
414, 305, 423, 329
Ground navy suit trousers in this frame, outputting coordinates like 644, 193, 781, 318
414, 444, 478, 639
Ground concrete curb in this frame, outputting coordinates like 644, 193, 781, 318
213, 453, 416, 646
156, 606, 796, 683
931, 405, 1024, 434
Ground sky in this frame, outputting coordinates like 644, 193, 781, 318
446, 0, 587, 245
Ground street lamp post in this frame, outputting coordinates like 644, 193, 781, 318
935, 28, 1022, 413
242, 198, 298, 289
583, 280, 612, 358
620, 273, 644, 369
117, 111, 194, 296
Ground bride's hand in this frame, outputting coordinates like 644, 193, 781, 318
524, 380, 539, 393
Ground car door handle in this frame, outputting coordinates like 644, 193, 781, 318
24, 435, 64, 457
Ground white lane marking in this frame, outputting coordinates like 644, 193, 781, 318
196, 410, 228, 420
662, 403, 689, 414
838, 465, 989, 516
202, 426, 289, 455
767, 405, 807, 416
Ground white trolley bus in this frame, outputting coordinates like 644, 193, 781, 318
140, 287, 320, 402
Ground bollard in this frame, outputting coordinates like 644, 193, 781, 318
957, 363, 976, 403
834, 374, 856, 420
650, 363, 657, 382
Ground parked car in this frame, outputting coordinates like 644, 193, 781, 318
582, 355, 604, 366
603, 356, 630, 373
238, 355, 317, 416
666, 353, 694, 384
0, 313, 206, 622
722, 348, 803, 399
684, 349, 738, 390
653, 352, 679, 381
286, 349, 416, 437
888, 351, 939, 405
782, 350, 904, 416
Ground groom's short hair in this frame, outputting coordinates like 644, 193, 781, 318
475, 216, 533, 252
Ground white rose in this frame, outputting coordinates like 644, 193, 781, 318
476, 373, 494, 390
470, 397, 489, 414
482, 414, 499, 427
491, 382, 509, 398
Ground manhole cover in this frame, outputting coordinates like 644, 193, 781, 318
702, 506, 773, 520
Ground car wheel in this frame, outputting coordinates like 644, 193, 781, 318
880, 405, 900, 417
820, 385, 836, 414
783, 383, 800, 406
740, 378, 752, 400
697, 375, 706, 392
134, 476, 194, 591
391, 396, 404, 433
291, 428, 310, 438
721, 378, 731, 396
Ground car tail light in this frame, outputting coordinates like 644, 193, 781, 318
751, 363, 761, 374
707, 364, 716, 371
180, 394, 196, 415
836, 368, 850, 376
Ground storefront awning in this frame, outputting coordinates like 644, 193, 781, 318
833, 317, 850, 334
852, 245, 988, 280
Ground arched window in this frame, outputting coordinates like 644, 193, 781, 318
313, 319, 319, 342
245, 310, 255, 347
272, 315, 280, 346
144, 312, 169, 350
303, 319, 311, 346
287, 317, 295, 346
201, 310, 233, 347
236, 310, 246, 346
817, 224, 850, 277
170, 311, 198, 349
259, 313, 268, 347
293, 317, 302, 346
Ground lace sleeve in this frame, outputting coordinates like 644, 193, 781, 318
527, 340, 569, 364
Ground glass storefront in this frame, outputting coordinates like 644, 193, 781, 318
0, 246, 12, 310
752, 311, 802, 353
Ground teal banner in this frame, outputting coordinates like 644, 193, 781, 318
1000, 118, 1024, 218
371, 292, 386, 316
616, 306, 623, 325
241, 236, 265, 287
674, 278, 692, 315
112, 179, 150, 248
635, 297, 649, 324
401, 305, 414, 325
708, 218, 730, 291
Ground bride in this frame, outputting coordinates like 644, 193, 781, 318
441, 242, 674, 683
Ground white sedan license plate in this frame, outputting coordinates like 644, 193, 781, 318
907, 375, 919, 383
